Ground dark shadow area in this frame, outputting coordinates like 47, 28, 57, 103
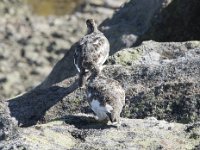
7, 80, 79, 127
37, 44, 78, 88
142, 0, 200, 42
57, 115, 117, 129
100, 0, 164, 54
55, 115, 117, 142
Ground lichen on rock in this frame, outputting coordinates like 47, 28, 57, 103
0, 0, 200, 149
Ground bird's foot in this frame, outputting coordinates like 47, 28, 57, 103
107, 121, 121, 129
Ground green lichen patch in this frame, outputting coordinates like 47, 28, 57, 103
22, 120, 76, 149
107, 48, 142, 66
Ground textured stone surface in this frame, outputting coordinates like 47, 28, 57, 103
24, 116, 200, 150
7, 41, 200, 127
0, 99, 17, 141
1, 0, 200, 149
100, 0, 172, 54
105, 41, 200, 123
143, 0, 200, 42
0, 99, 25, 149
0, 113, 199, 150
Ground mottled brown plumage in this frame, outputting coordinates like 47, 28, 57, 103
74, 19, 110, 87
87, 76, 125, 126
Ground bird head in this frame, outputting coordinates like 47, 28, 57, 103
86, 19, 98, 33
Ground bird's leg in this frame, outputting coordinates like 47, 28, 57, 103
112, 119, 121, 129
79, 69, 91, 87
90, 65, 101, 80
86, 71, 92, 82
99, 65, 106, 77
106, 112, 113, 123
106, 112, 121, 129
79, 69, 86, 87
94, 65, 101, 76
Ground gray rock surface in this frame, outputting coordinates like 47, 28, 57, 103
0, 99, 25, 149
105, 41, 200, 123
18, 116, 200, 150
0, 112, 199, 150
0, 0, 200, 149
143, 0, 200, 42
0, 99, 17, 141
100, 0, 172, 53
7, 41, 200, 127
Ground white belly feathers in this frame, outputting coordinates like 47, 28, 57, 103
90, 99, 113, 121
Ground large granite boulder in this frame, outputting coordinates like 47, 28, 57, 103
7, 41, 200, 127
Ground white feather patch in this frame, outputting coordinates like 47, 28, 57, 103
90, 99, 113, 121
74, 58, 80, 72
93, 39, 100, 45
105, 104, 113, 113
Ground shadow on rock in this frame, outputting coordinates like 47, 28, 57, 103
37, 44, 78, 89
59, 115, 116, 129
7, 80, 79, 127
142, 0, 200, 42
100, 0, 168, 54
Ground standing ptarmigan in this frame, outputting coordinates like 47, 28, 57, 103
87, 75, 125, 126
74, 19, 110, 87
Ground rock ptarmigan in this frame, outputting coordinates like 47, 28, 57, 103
87, 76, 125, 126
74, 19, 110, 87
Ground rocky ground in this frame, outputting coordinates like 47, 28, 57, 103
1, 112, 200, 149
0, 0, 200, 149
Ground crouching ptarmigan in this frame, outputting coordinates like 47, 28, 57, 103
74, 19, 110, 87
86, 76, 125, 127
